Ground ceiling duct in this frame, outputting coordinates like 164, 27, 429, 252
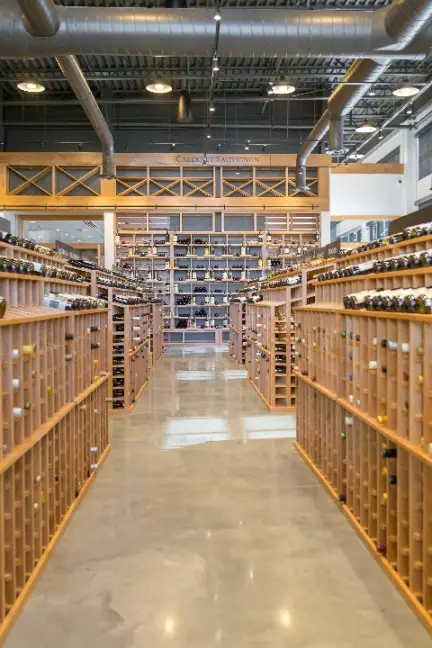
177, 90, 194, 124
296, 0, 432, 190
16, 0, 115, 179
1, 2, 432, 59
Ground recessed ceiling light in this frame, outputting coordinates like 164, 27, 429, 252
355, 120, 377, 133
393, 85, 419, 97
271, 81, 295, 95
17, 81, 45, 93
214, 9, 221, 20
146, 79, 172, 94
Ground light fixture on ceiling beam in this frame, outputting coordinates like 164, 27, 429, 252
244, 145, 250, 151
270, 79, 295, 95
206, 130, 211, 139
406, 105, 414, 115
17, 80, 45, 93
348, 151, 365, 160
212, 57, 220, 72
355, 120, 377, 133
377, 131, 384, 140
209, 102, 215, 112
145, 79, 172, 94
214, 8, 221, 21
392, 85, 420, 98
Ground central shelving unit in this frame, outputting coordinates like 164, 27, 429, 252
115, 212, 320, 346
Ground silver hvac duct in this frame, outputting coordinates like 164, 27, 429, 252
16, 0, 115, 179
1, 1, 432, 59
295, 0, 432, 190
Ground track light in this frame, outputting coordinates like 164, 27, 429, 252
214, 9, 221, 20
245, 145, 250, 151
209, 102, 215, 112
377, 131, 384, 140
146, 79, 172, 94
17, 80, 45, 93
206, 131, 211, 139
393, 85, 419, 98
212, 57, 220, 72
348, 151, 365, 160
355, 120, 377, 134
406, 105, 413, 115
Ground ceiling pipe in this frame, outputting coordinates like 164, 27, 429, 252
16, 0, 59, 36
1, 2, 432, 59
16, 0, 115, 179
296, 0, 432, 189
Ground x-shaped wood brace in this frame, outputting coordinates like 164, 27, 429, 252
8, 166, 52, 196
55, 166, 100, 196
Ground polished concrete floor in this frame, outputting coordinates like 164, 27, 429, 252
4, 347, 431, 647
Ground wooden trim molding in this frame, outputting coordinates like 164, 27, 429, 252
332, 163, 404, 175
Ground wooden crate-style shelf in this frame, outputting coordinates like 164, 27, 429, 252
0, 267, 110, 643
294, 286, 432, 634
244, 301, 293, 411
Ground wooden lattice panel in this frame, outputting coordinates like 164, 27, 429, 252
7, 166, 101, 197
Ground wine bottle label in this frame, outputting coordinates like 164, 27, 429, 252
13, 407, 22, 417
369, 361, 377, 370
22, 344, 36, 356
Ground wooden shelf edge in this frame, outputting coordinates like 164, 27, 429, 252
294, 371, 337, 400
293, 441, 432, 638
294, 304, 432, 322
0, 375, 110, 476
247, 378, 293, 411
0, 240, 68, 265
128, 379, 148, 412
0, 444, 112, 646
74, 374, 110, 406
314, 265, 432, 287
338, 397, 432, 468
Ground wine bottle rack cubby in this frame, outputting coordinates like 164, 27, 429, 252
294, 298, 432, 634
0, 288, 110, 642
245, 301, 292, 410
229, 302, 246, 365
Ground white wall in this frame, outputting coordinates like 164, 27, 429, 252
362, 102, 432, 210
330, 172, 405, 219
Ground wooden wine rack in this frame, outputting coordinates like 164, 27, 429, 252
0, 292, 110, 642
151, 302, 164, 367
245, 301, 292, 410
294, 276, 432, 632
335, 234, 432, 269
0, 241, 68, 271
229, 302, 246, 365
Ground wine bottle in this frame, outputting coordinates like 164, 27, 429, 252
381, 447, 397, 458
65, 333, 74, 341
257, 256, 263, 268
91, 343, 100, 349
0, 296, 6, 319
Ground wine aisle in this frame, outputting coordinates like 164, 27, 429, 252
2, 347, 430, 648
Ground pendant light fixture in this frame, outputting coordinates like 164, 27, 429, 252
17, 80, 45, 93
177, 90, 193, 123
355, 120, 377, 134
146, 79, 172, 94
392, 85, 419, 98
269, 79, 295, 95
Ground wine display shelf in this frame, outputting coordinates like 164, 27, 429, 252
115, 227, 319, 346
257, 260, 336, 408
294, 301, 432, 633
66, 265, 163, 413
0, 241, 68, 270
229, 302, 246, 365
0, 296, 110, 642
245, 301, 292, 410
335, 234, 432, 269
315, 267, 432, 306
111, 303, 151, 412
151, 303, 164, 367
